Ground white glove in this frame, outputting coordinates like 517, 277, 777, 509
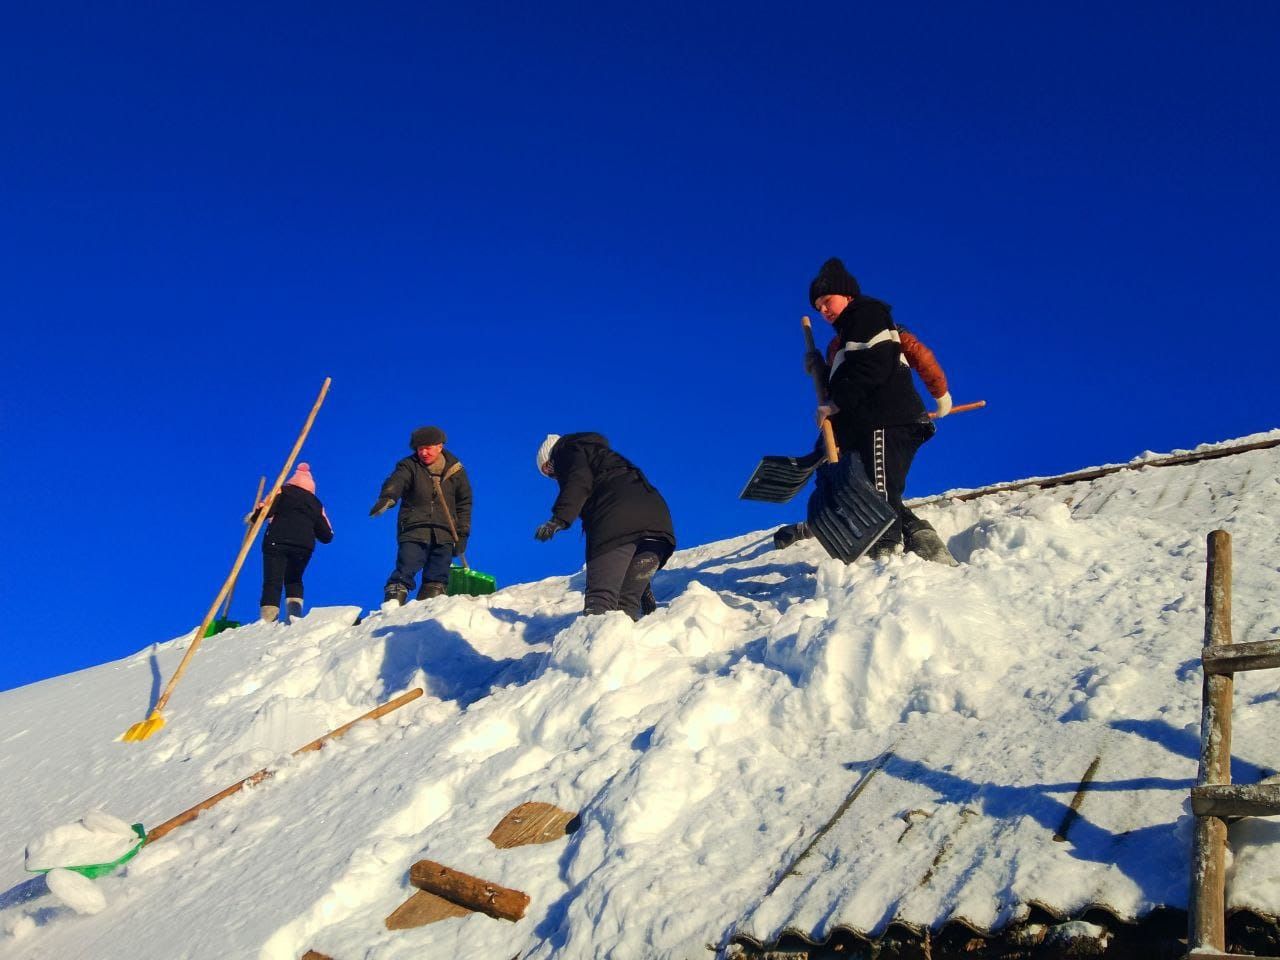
816, 402, 839, 427
933, 391, 952, 418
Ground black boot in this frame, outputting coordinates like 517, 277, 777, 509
416, 581, 447, 601
383, 582, 408, 607
773, 521, 813, 550
905, 520, 959, 566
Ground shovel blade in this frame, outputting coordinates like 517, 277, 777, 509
121, 712, 165, 742
806, 453, 896, 562
447, 565, 497, 597
739, 450, 823, 503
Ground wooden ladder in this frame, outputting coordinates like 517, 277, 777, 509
1187, 529, 1280, 958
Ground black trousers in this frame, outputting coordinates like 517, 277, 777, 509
261, 543, 313, 606
387, 540, 454, 592
584, 538, 666, 620
846, 422, 933, 543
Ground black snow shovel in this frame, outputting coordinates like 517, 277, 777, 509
747, 316, 895, 561
806, 419, 895, 562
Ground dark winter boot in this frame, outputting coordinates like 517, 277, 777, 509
285, 598, 304, 620
905, 521, 959, 566
383, 582, 408, 607
260, 605, 280, 622
417, 581, 447, 601
640, 585, 658, 617
773, 522, 813, 550
865, 535, 902, 562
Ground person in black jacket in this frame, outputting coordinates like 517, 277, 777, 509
253, 463, 334, 622
371, 425, 473, 605
534, 432, 675, 619
807, 257, 936, 559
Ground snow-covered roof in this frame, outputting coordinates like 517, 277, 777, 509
2, 431, 1279, 959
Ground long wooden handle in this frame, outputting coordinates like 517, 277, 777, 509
146, 687, 422, 843
220, 476, 267, 619
804, 317, 840, 462
153, 378, 331, 716
928, 399, 986, 420
431, 476, 467, 570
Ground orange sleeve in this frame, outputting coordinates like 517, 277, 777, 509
899, 329, 948, 398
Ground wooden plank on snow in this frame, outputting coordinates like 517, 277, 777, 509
488, 801, 580, 849
385, 889, 473, 930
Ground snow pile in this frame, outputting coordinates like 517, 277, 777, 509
1, 431, 1279, 959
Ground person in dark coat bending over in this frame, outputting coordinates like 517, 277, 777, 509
371, 425, 473, 605
534, 432, 675, 619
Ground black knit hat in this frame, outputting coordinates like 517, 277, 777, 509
409, 425, 446, 449
808, 257, 861, 307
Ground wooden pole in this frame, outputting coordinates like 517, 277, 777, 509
145, 687, 422, 843
151, 378, 331, 718
1188, 529, 1232, 951
219, 475, 266, 620
802, 317, 841, 463
928, 400, 987, 419
409, 860, 530, 922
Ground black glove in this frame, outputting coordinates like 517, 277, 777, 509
804, 350, 827, 377
369, 498, 394, 517
453, 536, 468, 557
534, 518, 566, 542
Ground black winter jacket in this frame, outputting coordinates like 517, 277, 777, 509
826, 296, 928, 446
548, 433, 675, 561
261, 484, 334, 552
378, 450, 472, 545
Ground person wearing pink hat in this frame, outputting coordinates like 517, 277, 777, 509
251, 463, 334, 622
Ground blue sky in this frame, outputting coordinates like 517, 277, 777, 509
1, 2, 1277, 692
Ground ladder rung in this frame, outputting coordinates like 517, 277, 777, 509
1191, 783, 1280, 818
1202, 639, 1280, 675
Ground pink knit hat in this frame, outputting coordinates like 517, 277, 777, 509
285, 463, 316, 494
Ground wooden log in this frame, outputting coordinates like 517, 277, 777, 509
409, 860, 529, 922
1191, 783, 1280, 818
488, 801, 580, 849
1203, 638, 1280, 675
384, 889, 472, 930
1188, 530, 1233, 953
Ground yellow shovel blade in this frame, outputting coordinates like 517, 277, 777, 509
121, 712, 165, 742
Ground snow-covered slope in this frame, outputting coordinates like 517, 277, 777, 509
2, 433, 1279, 959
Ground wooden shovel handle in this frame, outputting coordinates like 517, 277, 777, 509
430, 476, 467, 570
220, 475, 266, 620
803, 317, 840, 462
152, 378, 331, 717
145, 687, 422, 843
928, 399, 986, 419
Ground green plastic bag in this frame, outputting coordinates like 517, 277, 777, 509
28, 824, 147, 879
